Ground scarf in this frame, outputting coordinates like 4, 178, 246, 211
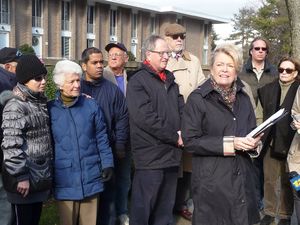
143, 60, 166, 82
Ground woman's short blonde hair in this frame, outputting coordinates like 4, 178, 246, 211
210, 43, 243, 73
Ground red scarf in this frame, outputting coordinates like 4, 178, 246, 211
143, 60, 166, 82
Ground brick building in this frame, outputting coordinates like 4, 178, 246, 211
0, 0, 226, 63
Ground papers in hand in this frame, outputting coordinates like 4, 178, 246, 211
247, 108, 289, 138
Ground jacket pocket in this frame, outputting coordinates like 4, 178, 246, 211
27, 159, 52, 193
83, 156, 101, 184
54, 160, 72, 188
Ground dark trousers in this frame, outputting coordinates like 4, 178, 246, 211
294, 191, 300, 225
174, 171, 192, 211
13, 202, 43, 225
253, 156, 264, 210
130, 167, 179, 225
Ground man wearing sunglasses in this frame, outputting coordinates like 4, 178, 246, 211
164, 23, 205, 221
239, 37, 278, 215
0, 47, 22, 225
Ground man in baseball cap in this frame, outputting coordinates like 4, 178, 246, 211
0, 47, 22, 225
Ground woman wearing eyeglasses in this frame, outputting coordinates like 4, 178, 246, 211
257, 56, 300, 225
0, 55, 53, 225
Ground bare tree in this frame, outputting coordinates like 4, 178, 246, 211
285, 0, 300, 58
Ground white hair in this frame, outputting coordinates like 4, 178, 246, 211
53, 60, 82, 88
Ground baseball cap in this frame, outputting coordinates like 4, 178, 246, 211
105, 42, 128, 52
0, 47, 22, 64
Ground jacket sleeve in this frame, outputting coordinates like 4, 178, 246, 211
113, 88, 129, 152
94, 103, 114, 169
1, 100, 29, 181
127, 76, 179, 145
182, 93, 228, 156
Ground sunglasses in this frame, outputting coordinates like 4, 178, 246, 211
34, 74, 47, 82
253, 47, 267, 51
278, 67, 295, 74
172, 34, 186, 40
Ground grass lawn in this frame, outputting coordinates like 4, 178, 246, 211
40, 198, 60, 225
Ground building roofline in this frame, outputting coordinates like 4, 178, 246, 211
97, 0, 229, 23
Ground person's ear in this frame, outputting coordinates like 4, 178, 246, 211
81, 63, 87, 72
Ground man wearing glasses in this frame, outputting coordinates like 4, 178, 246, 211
164, 23, 205, 221
239, 37, 278, 216
103, 43, 131, 225
0, 47, 22, 225
127, 35, 184, 225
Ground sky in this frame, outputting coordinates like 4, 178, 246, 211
130, 0, 262, 41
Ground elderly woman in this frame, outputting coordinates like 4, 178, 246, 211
259, 56, 300, 225
181, 43, 262, 225
1, 54, 52, 225
48, 60, 114, 225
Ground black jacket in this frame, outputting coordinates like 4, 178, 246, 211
127, 64, 184, 169
258, 79, 299, 158
182, 78, 259, 225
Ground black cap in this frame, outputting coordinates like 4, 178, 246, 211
16, 55, 47, 84
105, 42, 127, 52
0, 47, 22, 64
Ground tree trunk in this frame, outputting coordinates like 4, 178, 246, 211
285, 0, 300, 58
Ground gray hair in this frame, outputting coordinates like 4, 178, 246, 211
53, 60, 82, 89
210, 43, 243, 73
142, 35, 165, 58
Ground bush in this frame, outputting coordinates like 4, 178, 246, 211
18, 44, 36, 55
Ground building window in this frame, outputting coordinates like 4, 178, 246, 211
150, 17, 156, 34
109, 9, 117, 37
202, 23, 209, 65
131, 13, 137, 38
87, 5, 94, 34
32, 0, 42, 27
61, 36, 70, 58
87, 39, 94, 48
61, 1, 70, 31
0, 0, 9, 24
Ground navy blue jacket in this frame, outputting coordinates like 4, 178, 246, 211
48, 94, 113, 200
0, 67, 16, 172
81, 77, 129, 154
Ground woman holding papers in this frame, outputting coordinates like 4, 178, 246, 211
258, 56, 300, 225
182, 43, 262, 225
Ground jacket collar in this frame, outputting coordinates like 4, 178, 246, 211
81, 74, 105, 86
196, 77, 245, 98
244, 57, 274, 73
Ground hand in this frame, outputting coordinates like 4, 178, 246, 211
294, 120, 300, 130
17, 180, 30, 197
234, 134, 263, 151
177, 131, 184, 147
102, 167, 114, 182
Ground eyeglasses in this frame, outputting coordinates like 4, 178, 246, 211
278, 67, 295, 74
108, 52, 125, 58
171, 34, 186, 40
148, 50, 172, 58
34, 74, 47, 82
253, 47, 267, 51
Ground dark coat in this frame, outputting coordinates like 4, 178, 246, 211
182, 78, 260, 225
258, 79, 299, 158
126, 64, 184, 169
48, 94, 113, 200
80, 77, 129, 154
239, 58, 278, 104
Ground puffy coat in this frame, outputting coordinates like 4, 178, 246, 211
48, 94, 113, 200
1, 84, 53, 204
126, 64, 184, 169
182, 78, 260, 225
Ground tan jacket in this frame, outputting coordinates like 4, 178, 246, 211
103, 66, 128, 95
166, 51, 205, 172
288, 87, 300, 173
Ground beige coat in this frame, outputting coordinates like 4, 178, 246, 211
166, 51, 205, 172
103, 66, 128, 95
288, 87, 300, 173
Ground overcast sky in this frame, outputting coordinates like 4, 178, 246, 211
132, 0, 262, 40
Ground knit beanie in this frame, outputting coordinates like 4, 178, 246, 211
16, 54, 47, 84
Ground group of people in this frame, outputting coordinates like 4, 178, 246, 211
1, 22, 300, 225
